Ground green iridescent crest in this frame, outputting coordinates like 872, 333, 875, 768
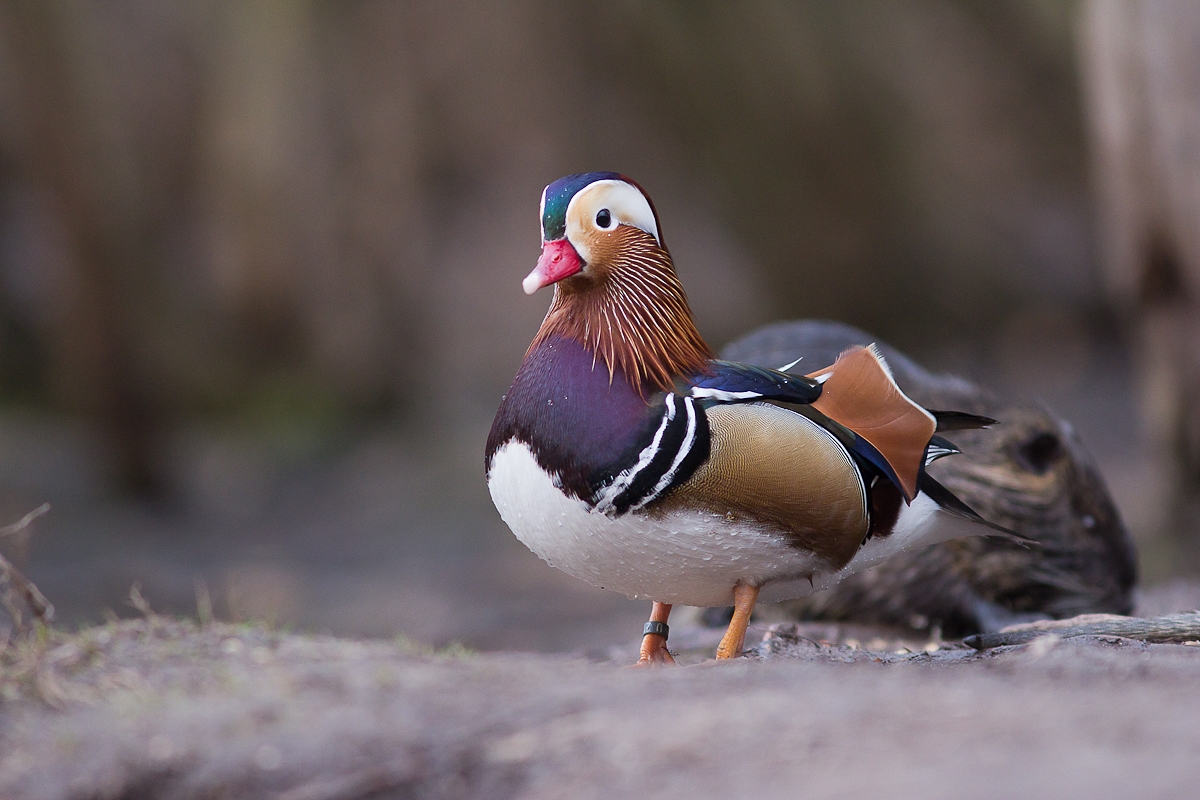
541, 172, 623, 241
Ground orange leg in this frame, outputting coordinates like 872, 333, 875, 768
715, 583, 760, 659
635, 601, 676, 666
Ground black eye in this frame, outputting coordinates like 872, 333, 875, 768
1015, 432, 1063, 475
596, 209, 612, 228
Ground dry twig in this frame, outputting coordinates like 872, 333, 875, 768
0, 503, 50, 537
195, 579, 214, 626
127, 583, 155, 618
0, 505, 54, 630
964, 612, 1200, 649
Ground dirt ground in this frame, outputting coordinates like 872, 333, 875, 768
0, 405, 1197, 800
2, 602, 1200, 800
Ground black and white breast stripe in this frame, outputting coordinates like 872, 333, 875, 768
592, 394, 709, 517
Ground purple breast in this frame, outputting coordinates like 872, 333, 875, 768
485, 335, 662, 500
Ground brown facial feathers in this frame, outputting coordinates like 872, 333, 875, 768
529, 226, 713, 395
807, 345, 936, 502
660, 403, 869, 571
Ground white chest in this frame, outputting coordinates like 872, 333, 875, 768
488, 438, 989, 607
487, 440, 828, 607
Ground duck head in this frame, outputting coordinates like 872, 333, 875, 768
523, 172, 663, 294
523, 172, 712, 393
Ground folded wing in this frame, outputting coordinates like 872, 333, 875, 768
806, 345, 935, 503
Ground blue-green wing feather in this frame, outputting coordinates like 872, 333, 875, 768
685, 360, 822, 406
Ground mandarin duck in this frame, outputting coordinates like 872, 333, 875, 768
486, 172, 1014, 665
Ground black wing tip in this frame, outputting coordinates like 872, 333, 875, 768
930, 410, 998, 432
918, 473, 1038, 548
925, 434, 962, 465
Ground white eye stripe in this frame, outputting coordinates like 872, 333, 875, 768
539, 186, 548, 244
564, 180, 660, 263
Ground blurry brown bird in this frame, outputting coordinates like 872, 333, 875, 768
718, 320, 1138, 637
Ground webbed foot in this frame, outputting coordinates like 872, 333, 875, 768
632, 601, 676, 667
715, 583, 760, 659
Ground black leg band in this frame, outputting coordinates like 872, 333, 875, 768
643, 621, 669, 640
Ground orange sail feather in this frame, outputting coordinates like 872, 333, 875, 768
807, 345, 935, 502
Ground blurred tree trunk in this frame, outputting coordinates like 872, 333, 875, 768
1080, 0, 1200, 551
0, 0, 1108, 503
0, 2, 431, 499
0, 2, 208, 496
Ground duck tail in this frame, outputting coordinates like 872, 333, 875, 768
917, 472, 1035, 546
928, 410, 997, 432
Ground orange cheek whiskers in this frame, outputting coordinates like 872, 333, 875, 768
529, 227, 713, 395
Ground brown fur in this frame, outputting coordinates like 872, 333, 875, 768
529, 226, 713, 394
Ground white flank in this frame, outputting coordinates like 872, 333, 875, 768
487, 440, 826, 607
811, 494, 988, 593
488, 441, 998, 607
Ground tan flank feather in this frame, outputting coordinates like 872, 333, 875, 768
661, 402, 869, 570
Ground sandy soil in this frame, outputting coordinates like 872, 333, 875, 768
2, 612, 1199, 800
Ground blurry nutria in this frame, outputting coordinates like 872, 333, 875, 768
713, 320, 1138, 637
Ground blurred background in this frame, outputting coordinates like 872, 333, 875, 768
0, 0, 1196, 650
